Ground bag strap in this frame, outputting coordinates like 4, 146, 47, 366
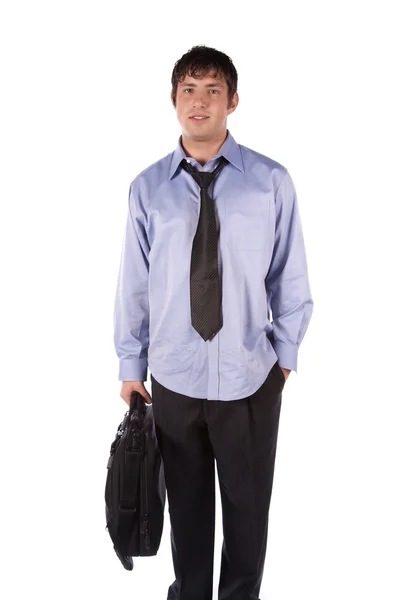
116, 391, 146, 552
116, 448, 143, 551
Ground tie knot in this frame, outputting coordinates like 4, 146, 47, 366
197, 172, 214, 190
181, 156, 228, 190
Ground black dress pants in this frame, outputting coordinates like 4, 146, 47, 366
150, 359, 286, 600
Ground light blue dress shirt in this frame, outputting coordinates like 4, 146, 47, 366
113, 129, 313, 400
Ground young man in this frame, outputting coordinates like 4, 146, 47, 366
113, 45, 313, 600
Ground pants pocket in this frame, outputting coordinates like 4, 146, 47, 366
273, 360, 286, 389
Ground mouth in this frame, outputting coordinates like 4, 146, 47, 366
189, 116, 209, 121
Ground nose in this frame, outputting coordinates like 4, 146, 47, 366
192, 90, 207, 108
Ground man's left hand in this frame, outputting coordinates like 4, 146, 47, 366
281, 367, 291, 382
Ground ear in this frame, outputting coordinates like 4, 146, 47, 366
170, 90, 176, 108
227, 92, 239, 116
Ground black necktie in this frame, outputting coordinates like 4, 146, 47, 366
181, 156, 229, 341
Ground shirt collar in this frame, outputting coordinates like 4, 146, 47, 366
168, 129, 244, 180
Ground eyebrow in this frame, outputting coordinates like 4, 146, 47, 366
179, 82, 223, 88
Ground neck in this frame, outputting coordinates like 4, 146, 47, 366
181, 130, 228, 166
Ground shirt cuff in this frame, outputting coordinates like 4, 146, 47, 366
272, 341, 298, 373
118, 358, 148, 382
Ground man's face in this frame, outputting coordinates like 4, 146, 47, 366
172, 71, 238, 141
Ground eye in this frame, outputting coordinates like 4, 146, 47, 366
182, 88, 219, 94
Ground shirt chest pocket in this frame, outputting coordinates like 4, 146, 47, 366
226, 207, 269, 251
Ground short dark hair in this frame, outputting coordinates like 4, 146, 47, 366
171, 45, 238, 108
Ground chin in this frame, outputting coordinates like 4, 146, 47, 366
183, 127, 203, 138
184, 124, 214, 137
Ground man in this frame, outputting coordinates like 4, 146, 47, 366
113, 45, 313, 600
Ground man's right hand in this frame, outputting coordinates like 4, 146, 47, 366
120, 380, 152, 406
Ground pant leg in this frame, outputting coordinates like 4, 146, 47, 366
150, 374, 216, 600
206, 361, 285, 600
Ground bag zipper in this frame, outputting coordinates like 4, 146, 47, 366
141, 450, 151, 551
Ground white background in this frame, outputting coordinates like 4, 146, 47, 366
1, 1, 399, 598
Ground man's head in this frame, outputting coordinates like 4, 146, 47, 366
171, 45, 239, 143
